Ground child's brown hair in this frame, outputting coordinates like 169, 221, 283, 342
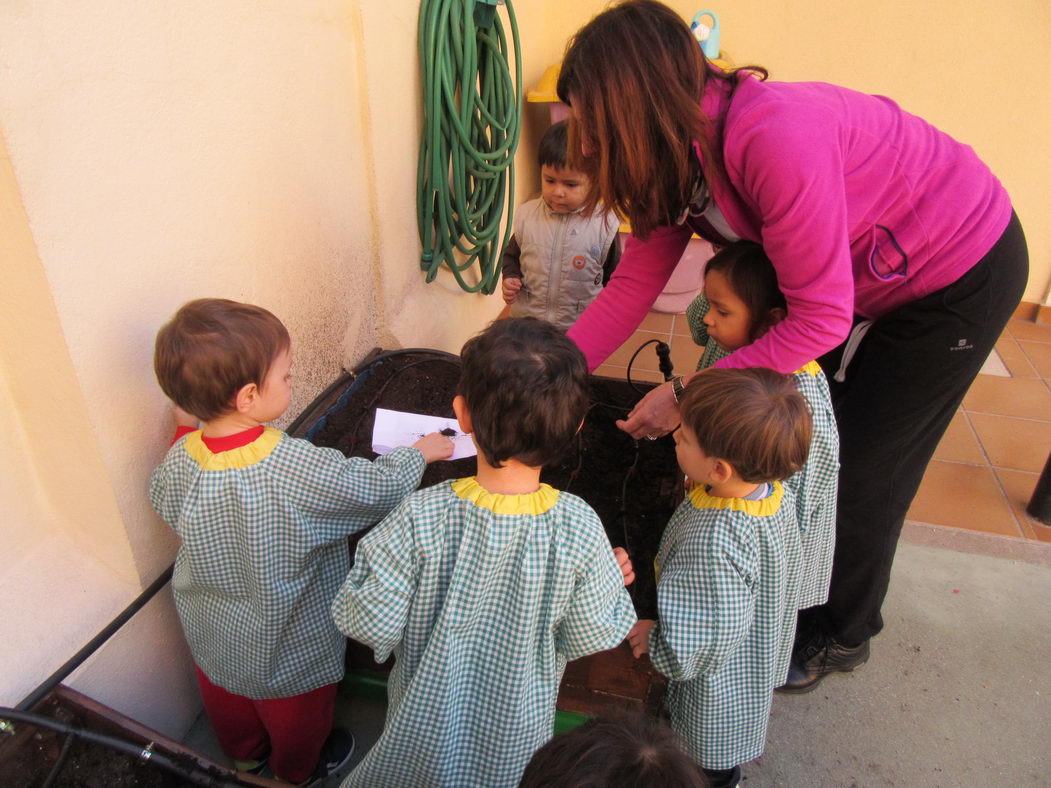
538, 120, 570, 171
518, 713, 707, 788
458, 317, 589, 469
679, 367, 811, 482
154, 298, 290, 421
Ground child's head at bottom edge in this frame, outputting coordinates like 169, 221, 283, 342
677, 367, 812, 486
517, 713, 708, 788
456, 317, 589, 470
154, 298, 292, 424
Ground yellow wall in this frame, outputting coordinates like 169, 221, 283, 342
0, 0, 1046, 739
540, 0, 1051, 304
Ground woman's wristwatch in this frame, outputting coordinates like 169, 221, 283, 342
671, 375, 686, 403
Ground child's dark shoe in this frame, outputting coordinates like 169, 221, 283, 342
300, 728, 355, 786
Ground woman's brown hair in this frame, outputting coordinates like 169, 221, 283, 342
679, 367, 811, 483
558, 0, 766, 238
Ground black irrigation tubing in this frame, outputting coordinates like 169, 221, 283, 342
345, 356, 463, 456
626, 338, 668, 395
287, 348, 463, 438
619, 439, 642, 603
349, 347, 460, 376
0, 708, 243, 788
41, 731, 75, 788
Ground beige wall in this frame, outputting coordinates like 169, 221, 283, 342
0, 0, 1046, 741
0, 0, 508, 735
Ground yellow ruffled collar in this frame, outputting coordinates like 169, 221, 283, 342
181, 426, 282, 470
451, 477, 560, 515
794, 360, 822, 377
688, 481, 783, 517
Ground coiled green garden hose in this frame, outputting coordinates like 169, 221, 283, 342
417, 0, 522, 294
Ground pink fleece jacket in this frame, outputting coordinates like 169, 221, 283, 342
567, 73, 1012, 373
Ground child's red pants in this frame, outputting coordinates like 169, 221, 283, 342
195, 665, 336, 783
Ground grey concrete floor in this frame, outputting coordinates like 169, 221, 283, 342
185, 539, 1051, 787
748, 541, 1051, 787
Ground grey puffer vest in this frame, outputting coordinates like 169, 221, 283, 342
509, 197, 619, 332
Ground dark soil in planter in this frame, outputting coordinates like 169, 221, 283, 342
308, 351, 684, 620
2, 692, 218, 788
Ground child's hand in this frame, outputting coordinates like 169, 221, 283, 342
173, 406, 199, 429
412, 432, 455, 463
613, 547, 635, 586
501, 277, 522, 305
627, 619, 655, 658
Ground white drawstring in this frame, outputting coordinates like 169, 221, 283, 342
834, 320, 875, 383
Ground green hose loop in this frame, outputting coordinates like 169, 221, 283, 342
417, 0, 522, 294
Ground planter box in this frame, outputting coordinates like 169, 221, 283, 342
0, 686, 283, 788
296, 348, 680, 720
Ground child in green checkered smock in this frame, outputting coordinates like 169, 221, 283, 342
685, 242, 839, 609
149, 299, 454, 785
625, 368, 812, 786
333, 318, 636, 788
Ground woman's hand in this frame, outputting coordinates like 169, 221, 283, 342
615, 380, 681, 439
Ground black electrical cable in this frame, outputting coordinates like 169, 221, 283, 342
0, 708, 243, 787
618, 439, 642, 603
625, 339, 673, 394
41, 731, 75, 788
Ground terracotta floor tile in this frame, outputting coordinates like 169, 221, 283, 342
994, 337, 1039, 378
968, 413, 1051, 472
1018, 340, 1051, 378
637, 311, 674, 334
671, 313, 695, 337
933, 410, 986, 464
906, 460, 1021, 537
669, 335, 703, 375
962, 376, 1051, 420
1006, 319, 1051, 343
995, 468, 1046, 541
603, 331, 668, 370
593, 364, 663, 385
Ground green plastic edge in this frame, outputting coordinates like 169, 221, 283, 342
345, 669, 588, 734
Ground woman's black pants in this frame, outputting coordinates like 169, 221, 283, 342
807, 211, 1029, 646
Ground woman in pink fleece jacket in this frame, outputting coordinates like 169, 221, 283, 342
559, 0, 1028, 702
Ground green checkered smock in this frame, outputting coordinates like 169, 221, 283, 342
784, 362, 839, 609
333, 476, 636, 788
150, 427, 425, 699
648, 483, 801, 770
686, 292, 840, 610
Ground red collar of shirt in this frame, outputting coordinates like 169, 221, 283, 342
172, 425, 265, 451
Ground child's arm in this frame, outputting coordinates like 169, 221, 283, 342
601, 234, 621, 286
613, 547, 635, 586
645, 537, 755, 682
287, 440, 430, 541
330, 498, 418, 663
501, 235, 524, 304
554, 519, 637, 662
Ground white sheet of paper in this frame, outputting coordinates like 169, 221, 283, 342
372, 408, 476, 461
